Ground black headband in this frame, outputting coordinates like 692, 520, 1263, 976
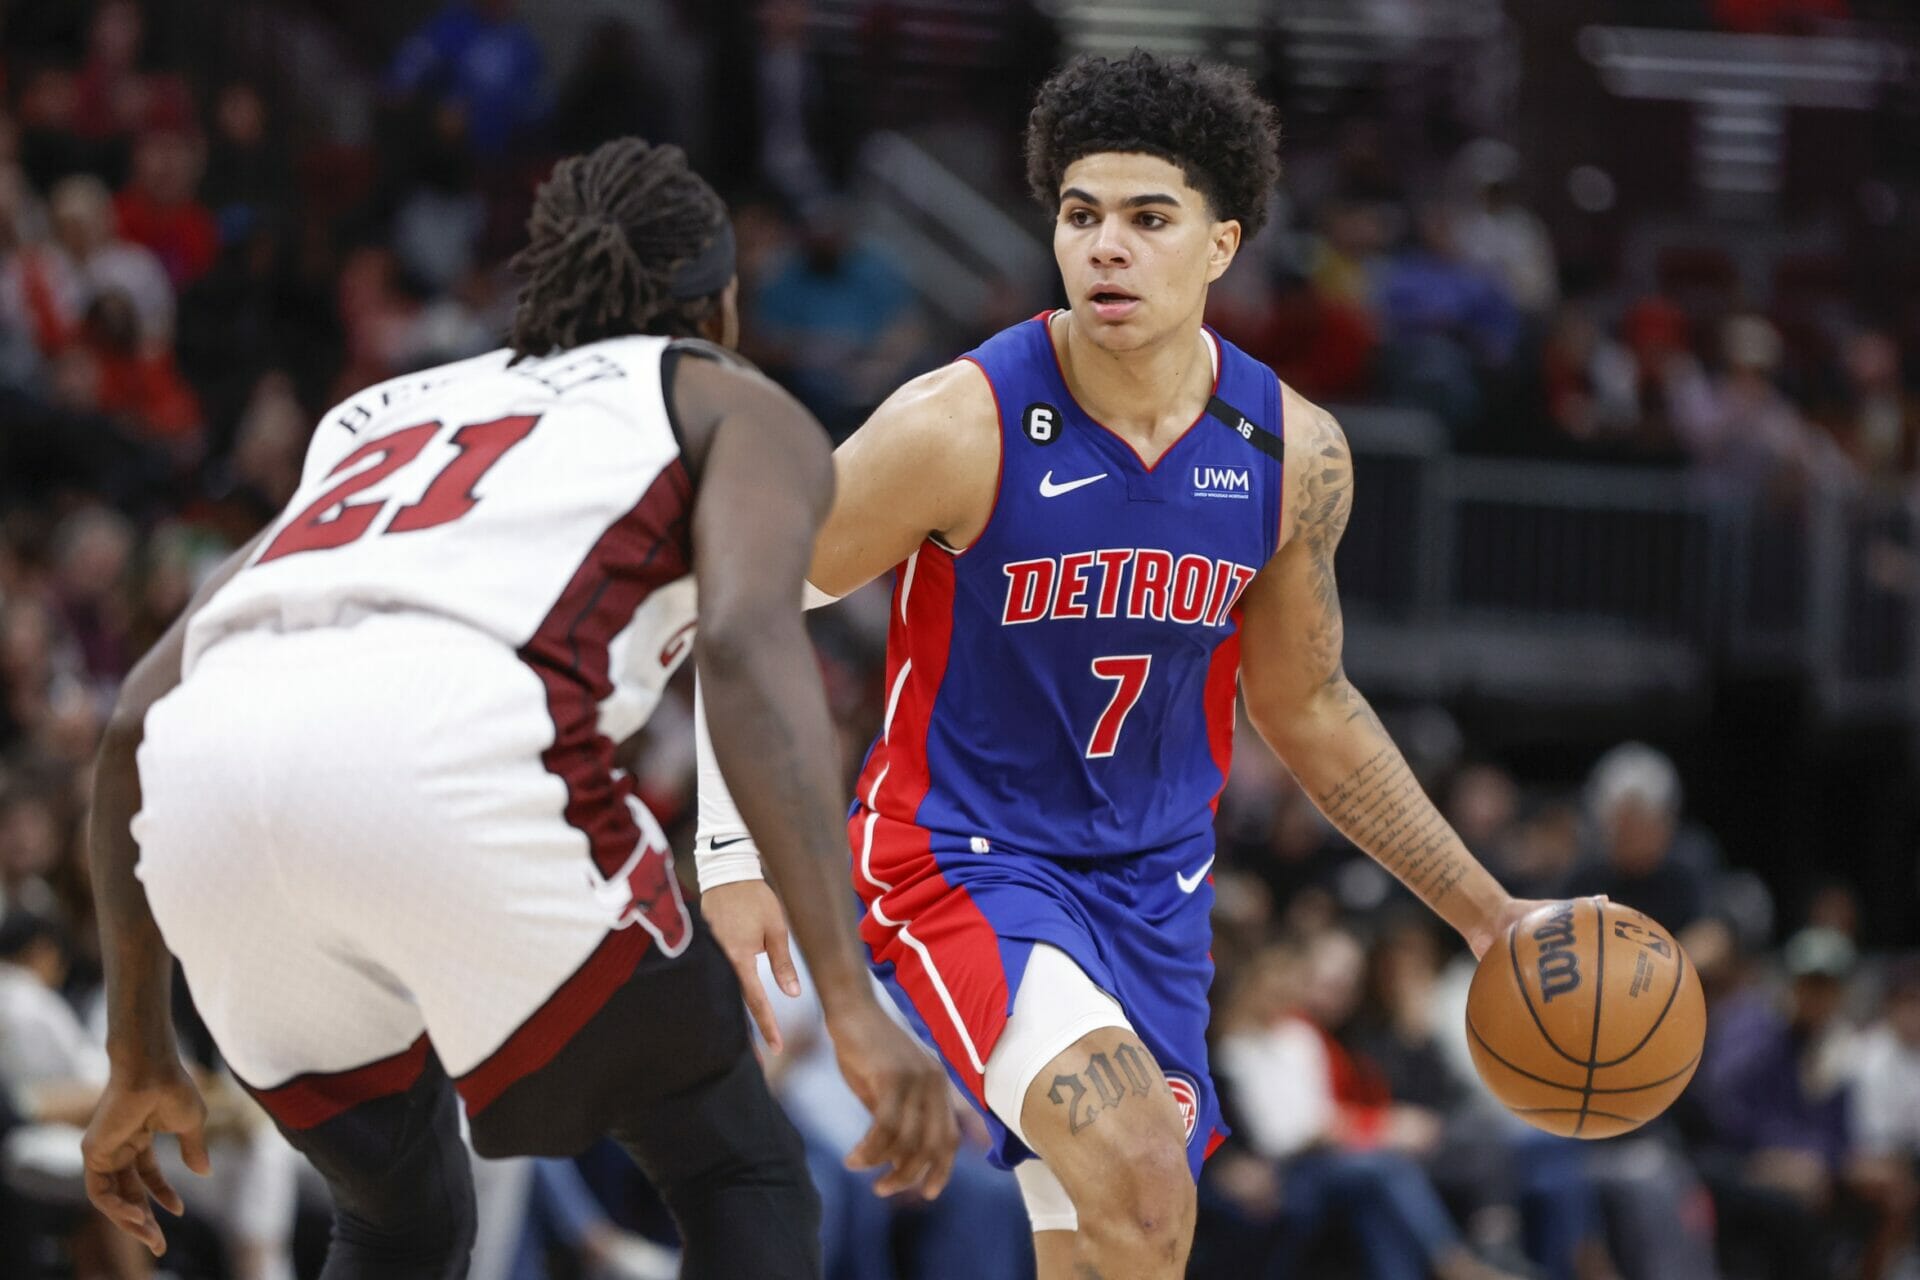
667, 219, 736, 301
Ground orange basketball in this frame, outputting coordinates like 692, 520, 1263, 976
1465, 899, 1705, 1138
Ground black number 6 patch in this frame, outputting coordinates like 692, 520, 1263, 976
1023, 402, 1061, 445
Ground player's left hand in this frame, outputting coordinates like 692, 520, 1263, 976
702, 879, 801, 1052
1468, 895, 1607, 960
80, 1058, 210, 1256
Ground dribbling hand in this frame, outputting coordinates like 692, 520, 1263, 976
830, 1002, 960, 1200
80, 1060, 211, 1256
701, 879, 801, 1051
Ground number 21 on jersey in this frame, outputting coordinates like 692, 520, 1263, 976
257, 414, 542, 565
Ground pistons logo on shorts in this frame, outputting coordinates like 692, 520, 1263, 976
1165, 1072, 1200, 1144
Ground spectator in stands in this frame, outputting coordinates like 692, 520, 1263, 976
1700, 926, 1908, 1280
0, 162, 48, 386
1819, 329, 1918, 485
748, 203, 927, 437
1351, 913, 1618, 1280
72, 0, 153, 145
1567, 743, 1716, 936
47, 503, 134, 692
0, 907, 301, 1280
1374, 202, 1521, 436
0, 781, 65, 919
1307, 198, 1390, 313
115, 123, 219, 292
32, 173, 173, 348
1453, 141, 1558, 320
386, 0, 545, 160
1848, 956, 1920, 1279
200, 82, 288, 239
754, 953, 1033, 1280
75, 288, 203, 450
1445, 763, 1521, 872
1671, 314, 1855, 492
1215, 933, 1531, 1280
1539, 302, 1644, 452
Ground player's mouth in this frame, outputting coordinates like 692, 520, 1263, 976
1087, 285, 1141, 322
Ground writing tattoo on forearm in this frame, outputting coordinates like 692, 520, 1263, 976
1314, 745, 1468, 906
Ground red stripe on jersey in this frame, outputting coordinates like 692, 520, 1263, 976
850, 811, 1011, 1101
1204, 1127, 1227, 1160
518, 461, 692, 878
1203, 613, 1243, 813
454, 921, 651, 1116
248, 1034, 430, 1131
853, 544, 957, 821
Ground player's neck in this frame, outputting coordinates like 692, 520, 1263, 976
1053, 310, 1214, 462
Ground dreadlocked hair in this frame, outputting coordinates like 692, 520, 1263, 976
509, 137, 727, 358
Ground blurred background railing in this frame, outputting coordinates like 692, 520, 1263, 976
1338, 410, 1920, 724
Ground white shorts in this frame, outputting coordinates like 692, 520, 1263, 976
135, 615, 690, 1131
982, 943, 1134, 1233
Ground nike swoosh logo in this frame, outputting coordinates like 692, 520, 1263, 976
1039, 470, 1108, 497
1175, 856, 1216, 894
709, 835, 752, 851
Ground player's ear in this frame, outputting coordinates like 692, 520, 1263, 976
1205, 220, 1242, 285
701, 278, 740, 350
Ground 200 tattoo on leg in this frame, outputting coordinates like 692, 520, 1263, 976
1019, 1027, 1195, 1280
1046, 1042, 1163, 1136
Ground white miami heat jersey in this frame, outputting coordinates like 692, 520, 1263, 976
186, 336, 699, 746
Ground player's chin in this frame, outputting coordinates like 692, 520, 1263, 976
1085, 314, 1154, 351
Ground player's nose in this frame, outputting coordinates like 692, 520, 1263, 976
1089, 217, 1130, 266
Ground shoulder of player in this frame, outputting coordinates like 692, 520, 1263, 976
848, 359, 999, 471
1278, 381, 1352, 548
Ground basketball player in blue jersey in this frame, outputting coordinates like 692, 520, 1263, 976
697, 52, 1557, 1279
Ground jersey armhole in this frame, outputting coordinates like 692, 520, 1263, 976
660, 339, 749, 452
1271, 373, 1287, 562
945, 355, 1005, 558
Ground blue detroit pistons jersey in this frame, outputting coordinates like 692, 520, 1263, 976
852, 315, 1284, 858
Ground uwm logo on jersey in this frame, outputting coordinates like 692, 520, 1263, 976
1002, 549, 1257, 628
1192, 465, 1252, 499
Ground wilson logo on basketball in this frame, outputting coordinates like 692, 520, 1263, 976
1165, 1072, 1199, 1143
1533, 903, 1583, 1003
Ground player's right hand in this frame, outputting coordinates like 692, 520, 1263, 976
701, 879, 801, 1052
80, 1060, 211, 1256
831, 1002, 960, 1200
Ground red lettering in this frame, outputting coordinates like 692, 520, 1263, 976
1003, 559, 1057, 624
1052, 552, 1096, 619
1222, 565, 1258, 621
1171, 554, 1211, 624
1092, 549, 1134, 618
1127, 550, 1173, 620
1201, 559, 1237, 627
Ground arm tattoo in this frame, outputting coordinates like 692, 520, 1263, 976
1289, 416, 1472, 908
1296, 415, 1370, 722
1314, 746, 1468, 905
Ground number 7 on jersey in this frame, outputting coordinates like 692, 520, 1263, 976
1087, 655, 1152, 758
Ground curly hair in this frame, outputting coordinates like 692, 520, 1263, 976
1025, 50, 1282, 241
509, 137, 727, 358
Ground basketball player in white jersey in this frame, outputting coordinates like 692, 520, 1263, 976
79, 138, 957, 1279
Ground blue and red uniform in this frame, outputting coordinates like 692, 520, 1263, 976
849, 313, 1285, 1172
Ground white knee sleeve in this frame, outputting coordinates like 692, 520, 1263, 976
982, 943, 1133, 1234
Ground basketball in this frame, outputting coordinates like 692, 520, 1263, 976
1466, 899, 1706, 1139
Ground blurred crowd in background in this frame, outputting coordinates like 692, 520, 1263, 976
2, 1, 1920, 1278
